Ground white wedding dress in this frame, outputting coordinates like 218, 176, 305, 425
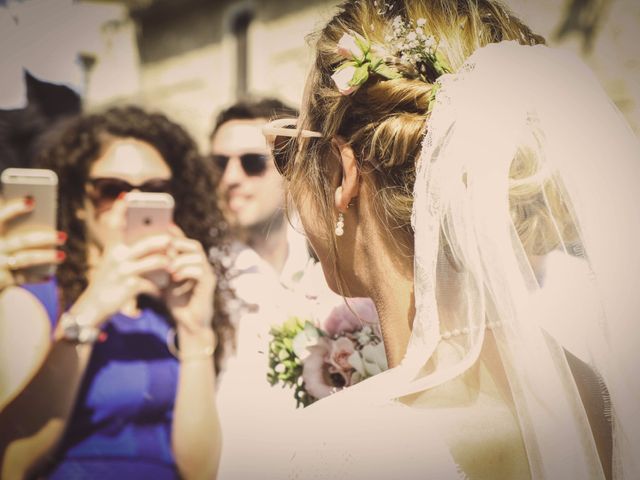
284, 376, 463, 479
274, 40, 639, 479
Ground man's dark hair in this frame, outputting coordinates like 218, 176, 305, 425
210, 97, 298, 139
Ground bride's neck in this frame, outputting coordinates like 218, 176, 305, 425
363, 236, 414, 368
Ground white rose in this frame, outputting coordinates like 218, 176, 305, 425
348, 342, 388, 380
336, 33, 362, 60
361, 343, 388, 376
348, 351, 365, 377
331, 65, 359, 95
292, 322, 320, 360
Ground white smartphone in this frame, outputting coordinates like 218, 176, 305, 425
1, 168, 59, 281
124, 192, 174, 289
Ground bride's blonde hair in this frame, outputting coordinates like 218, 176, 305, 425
289, 0, 574, 290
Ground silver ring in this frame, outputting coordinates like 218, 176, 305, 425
1, 255, 18, 269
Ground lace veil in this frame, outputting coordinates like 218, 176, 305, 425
351, 41, 639, 479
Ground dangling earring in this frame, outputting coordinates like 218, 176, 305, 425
335, 212, 345, 237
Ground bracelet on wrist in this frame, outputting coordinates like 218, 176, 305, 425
166, 327, 216, 362
58, 311, 102, 344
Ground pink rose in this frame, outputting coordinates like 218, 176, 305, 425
331, 65, 359, 95
302, 337, 357, 399
322, 297, 379, 337
328, 337, 356, 372
326, 337, 356, 387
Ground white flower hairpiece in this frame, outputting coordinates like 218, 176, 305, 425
386, 16, 451, 82
330, 17, 451, 96
331, 32, 401, 96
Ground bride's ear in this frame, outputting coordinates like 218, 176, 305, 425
331, 136, 359, 213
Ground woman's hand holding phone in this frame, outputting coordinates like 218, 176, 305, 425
0, 196, 65, 290
165, 224, 217, 350
72, 194, 217, 350
73, 198, 172, 327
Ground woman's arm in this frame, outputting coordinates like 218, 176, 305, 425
166, 226, 221, 479
0, 230, 173, 479
172, 326, 221, 480
0, 288, 51, 409
0, 195, 84, 479
0, 289, 98, 480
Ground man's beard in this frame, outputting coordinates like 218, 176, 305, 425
244, 208, 286, 246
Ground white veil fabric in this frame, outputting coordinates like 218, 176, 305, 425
284, 41, 638, 479
393, 41, 639, 478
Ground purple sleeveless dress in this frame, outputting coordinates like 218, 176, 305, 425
22, 280, 180, 479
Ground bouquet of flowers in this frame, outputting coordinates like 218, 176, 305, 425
268, 297, 388, 407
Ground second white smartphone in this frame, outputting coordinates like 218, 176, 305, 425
124, 192, 174, 289
1, 168, 59, 280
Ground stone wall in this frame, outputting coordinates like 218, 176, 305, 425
101, 0, 337, 150
87, 0, 639, 149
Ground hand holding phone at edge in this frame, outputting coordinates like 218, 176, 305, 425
0, 196, 65, 290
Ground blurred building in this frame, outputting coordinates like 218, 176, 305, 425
116, 0, 337, 150
4, 0, 637, 149
1, 0, 139, 109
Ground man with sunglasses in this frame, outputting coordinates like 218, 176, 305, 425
209, 98, 321, 477
210, 98, 296, 265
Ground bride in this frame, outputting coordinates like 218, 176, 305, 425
262, 0, 639, 478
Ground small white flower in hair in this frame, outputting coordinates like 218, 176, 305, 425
417, 18, 427, 27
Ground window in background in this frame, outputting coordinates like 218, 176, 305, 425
231, 7, 254, 100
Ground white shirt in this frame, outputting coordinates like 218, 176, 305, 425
216, 226, 328, 478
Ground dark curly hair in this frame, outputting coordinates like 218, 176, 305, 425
35, 105, 233, 371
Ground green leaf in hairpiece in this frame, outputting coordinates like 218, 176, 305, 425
351, 64, 370, 86
375, 63, 402, 80
434, 51, 452, 75
335, 60, 358, 73
354, 33, 371, 59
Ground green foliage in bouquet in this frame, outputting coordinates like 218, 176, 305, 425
267, 317, 318, 408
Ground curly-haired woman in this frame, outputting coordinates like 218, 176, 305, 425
0, 106, 231, 479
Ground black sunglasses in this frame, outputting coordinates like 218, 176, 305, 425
262, 118, 323, 176
211, 153, 270, 176
87, 177, 171, 210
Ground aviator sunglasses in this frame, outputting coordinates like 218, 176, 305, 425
262, 118, 323, 176
211, 153, 271, 176
86, 177, 171, 210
